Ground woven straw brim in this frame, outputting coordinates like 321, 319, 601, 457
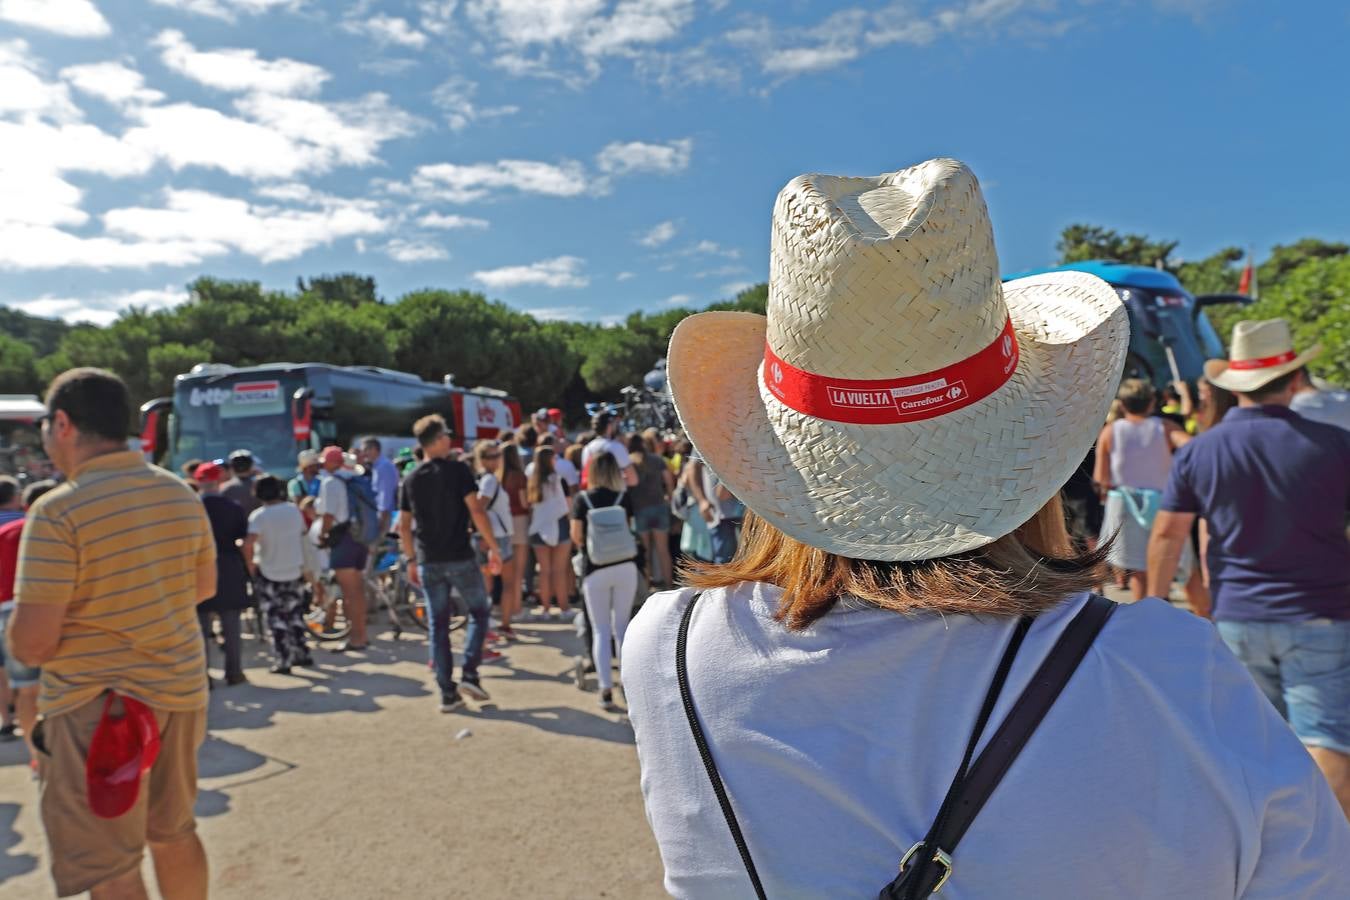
1204, 345, 1322, 393
667, 271, 1129, 562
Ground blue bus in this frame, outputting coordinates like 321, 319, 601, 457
1005, 260, 1251, 387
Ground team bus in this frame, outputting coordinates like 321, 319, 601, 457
1005, 260, 1251, 387
0, 394, 50, 480
140, 363, 521, 478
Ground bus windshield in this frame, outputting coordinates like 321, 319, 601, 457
0, 421, 47, 478
171, 375, 302, 476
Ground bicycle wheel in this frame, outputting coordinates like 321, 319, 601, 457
388, 571, 430, 633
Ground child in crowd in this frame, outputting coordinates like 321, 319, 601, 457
245, 476, 313, 673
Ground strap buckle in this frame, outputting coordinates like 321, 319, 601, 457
899, 841, 954, 894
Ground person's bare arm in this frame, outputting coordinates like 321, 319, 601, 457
1146, 510, 1196, 600
1163, 420, 1192, 451
242, 534, 258, 578
686, 461, 716, 522
465, 494, 502, 561
1092, 425, 1112, 499
662, 466, 676, 498
1173, 380, 1194, 419
398, 513, 419, 586
623, 464, 638, 488
570, 519, 584, 547
6, 604, 65, 666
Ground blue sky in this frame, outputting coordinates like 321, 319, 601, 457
1, 0, 1346, 326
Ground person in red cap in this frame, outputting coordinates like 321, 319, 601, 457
7, 368, 215, 898
316, 445, 370, 650
193, 461, 250, 687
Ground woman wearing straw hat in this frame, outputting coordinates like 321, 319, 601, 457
622, 160, 1350, 898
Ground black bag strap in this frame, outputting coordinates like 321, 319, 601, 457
677, 593, 768, 900
676, 592, 1116, 900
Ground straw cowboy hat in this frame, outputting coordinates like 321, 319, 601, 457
1203, 319, 1321, 394
667, 158, 1130, 562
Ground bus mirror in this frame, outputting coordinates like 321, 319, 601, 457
137, 398, 172, 462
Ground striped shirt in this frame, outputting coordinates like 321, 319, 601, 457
15, 451, 214, 716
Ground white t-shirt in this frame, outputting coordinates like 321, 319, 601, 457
477, 472, 514, 539
317, 471, 348, 523
553, 456, 580, 489
247, 502, 306, 582
582, 436, 631, 477
624, 586, 1350, 899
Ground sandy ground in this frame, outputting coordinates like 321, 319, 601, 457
0, 614, 668, 899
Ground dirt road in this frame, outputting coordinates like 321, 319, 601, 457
0, 617, 667, 899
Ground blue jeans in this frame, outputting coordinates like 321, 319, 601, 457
1217, 618, 1350, 755
420, 558, 490, 696
710, 520, 741, 564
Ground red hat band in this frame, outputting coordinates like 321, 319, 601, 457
763, 316, 1020, 426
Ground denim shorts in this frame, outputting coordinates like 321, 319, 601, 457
634, 503, 671, 533
529, 515, 570, 547
0, 605, 41, 688
1216, 618, 1350, 755
329, 533, 369, 571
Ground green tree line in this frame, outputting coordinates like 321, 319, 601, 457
0, 274, 768, 421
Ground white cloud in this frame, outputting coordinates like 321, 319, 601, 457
472, 255, 588, 289
763, 44, 860, 76
596, 138, 691, 175
154, 29, 329, 96
638, 220, 677, 247
419, 0, 459, 35
582, 0, 697, 56
615, 271, 635, 281
0, 0, 111, 38
418, 212, 490, 229
344, 14, 429, 49
682, 239, 739, 259
103, 188, 388, 264
236, 91, 422, 171
148, 0, 301, 20
0, 40, 82, 122
385, 238, 448, 262
694, 264, 747, 279
431, 77, 519, 130
0, 120, 154, 228
398, 159, 589, 203
9, 285, 189, 325
0, 224, 223, 271
60, 61, 165, 108
663, 293, 692, 306
721, 280, 754, 297
467, 0, 606, 46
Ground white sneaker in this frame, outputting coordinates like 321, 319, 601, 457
459, 680, 491, 702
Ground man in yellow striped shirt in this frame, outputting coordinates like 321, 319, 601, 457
6, 368, 216, 899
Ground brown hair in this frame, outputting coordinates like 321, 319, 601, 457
563, 443, 583, 471
1196, 377, 1236, 432
587, 451, 625, 493
527, 447, 556, 504
1116, 378, 1155, 416
413, 414, 449, 447
46, 367, 130, 443
473, 440, 501, 473
1243, 368, 1299, 403
500, 442, 525, 481
683, 495, 1108, 630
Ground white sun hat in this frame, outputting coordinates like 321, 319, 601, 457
667, 158, 1130, 562
1203, 318, 1321, 393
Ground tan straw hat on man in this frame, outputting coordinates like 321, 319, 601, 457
1203, 318, 1321, 394
667, 158, 1130, 562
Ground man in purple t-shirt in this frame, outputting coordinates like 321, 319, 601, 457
1147, 320, 1350, 818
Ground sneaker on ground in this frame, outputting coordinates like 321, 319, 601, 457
460, 680, 490, 702
440, 692, 465, 713
599, 689, 616, 710
481, 648, 506, 663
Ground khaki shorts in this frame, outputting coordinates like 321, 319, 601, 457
35, 694, 206, 897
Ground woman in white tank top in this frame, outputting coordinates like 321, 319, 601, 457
1094, 379, 1191, 599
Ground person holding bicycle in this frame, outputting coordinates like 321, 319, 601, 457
399, 415, 501, 712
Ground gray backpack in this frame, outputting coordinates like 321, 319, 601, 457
581, 490, 637, 566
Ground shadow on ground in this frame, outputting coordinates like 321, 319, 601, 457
0, 803, 38, 886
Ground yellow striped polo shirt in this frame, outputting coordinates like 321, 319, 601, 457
16, 451, 214, 717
